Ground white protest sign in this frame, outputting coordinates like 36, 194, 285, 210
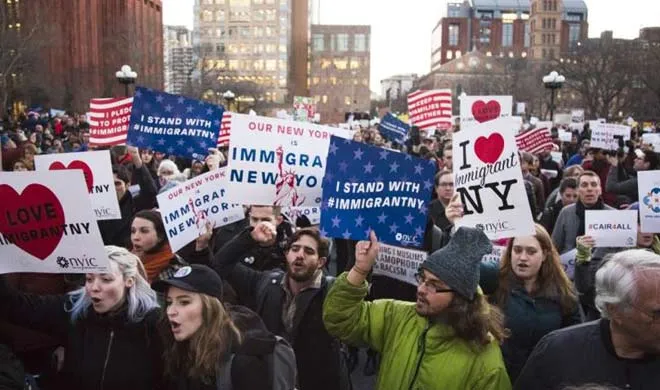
372, 243, 427, 286
590, 123, 631, 150
554, 113, 571, 125
460, 95, 513, 129
482, 245, 506, 263
226, 113, 347, 207
282, 206, 321, 225
637, 171, 660, 233
585, 210, 637, 247
569, 122, 585, 132
34, 150, 121, 220
551, 152, 563, 164
453, 118, 535, 239
560, 248, 577, 280
570, 109, 585, 123
558, 129, 572, 142
642, 133, 660, 152
0, 171, 108, 274
156, 168, 245, 252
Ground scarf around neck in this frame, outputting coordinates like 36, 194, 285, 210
575, 198, 605, 237
138, 242, 175, 283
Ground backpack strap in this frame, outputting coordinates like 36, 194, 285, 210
216, 354, 235, 390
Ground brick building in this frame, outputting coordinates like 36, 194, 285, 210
430, 0, 588, 69
309, 25, 371, 124
2, 0, 163, 112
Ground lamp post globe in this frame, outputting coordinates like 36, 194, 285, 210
116, 65, 138, 97
223, 90, 236, 112
542, 71, 565, 121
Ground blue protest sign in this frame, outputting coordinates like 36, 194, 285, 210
378, 113, 409, 144
320, 136, 436, 248
126, 87, 223, 159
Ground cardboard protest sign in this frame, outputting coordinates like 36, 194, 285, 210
642, 133, 660, 152
378, 113, 409, 144
320, 136, 435, 248
558, 129, 572, 143
453, 118, 535, 239
225, 113, 348, 207
460, 96, 513, 129
637, 171, 660, 232
293, 96, 316, 122
0, 171, 108, 274
554, 113, 571, 125
34, 150, 120, 221
585, 210, 637, 247
156, 168, 244, 252
372, 244, 427, 285
127, 87, 223, 159
88, 97, 133, 146
407, 89, 452, 131
590, 123, 631, 150
282, 207, 321, 226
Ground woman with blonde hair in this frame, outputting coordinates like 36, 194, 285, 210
154, 264, 283, 389
480, 223, 581, 382
0, 246, 163, 390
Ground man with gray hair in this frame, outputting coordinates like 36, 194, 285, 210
515, 249, 660, 389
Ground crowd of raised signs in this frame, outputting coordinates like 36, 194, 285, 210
1, 100, 660, 390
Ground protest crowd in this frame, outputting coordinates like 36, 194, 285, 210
1, 90, 660, 390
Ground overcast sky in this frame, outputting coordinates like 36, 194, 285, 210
162, 0, 660, 93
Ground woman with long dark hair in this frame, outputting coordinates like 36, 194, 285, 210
482, 224, 581, 382
153, 264, 282, 389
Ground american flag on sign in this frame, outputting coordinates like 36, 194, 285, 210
407, 89, 452, 131
515, 127, 554, 154
88, 97, 133, 146
217, 112, 232, 147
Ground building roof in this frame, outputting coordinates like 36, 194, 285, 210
470, 0, 587, 13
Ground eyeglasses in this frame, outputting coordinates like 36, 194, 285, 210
414, 272, 454, 294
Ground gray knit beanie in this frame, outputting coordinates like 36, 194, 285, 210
420, 227, 492, 300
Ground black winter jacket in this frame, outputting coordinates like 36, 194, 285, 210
515, 319, 660, 390
0, 278, 163, 390
211, 228, 350, 390
167, 305, 273, 390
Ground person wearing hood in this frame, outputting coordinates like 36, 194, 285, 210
153, 265, 284, 390
323, 228, 511, 390
157, 159, 187, 189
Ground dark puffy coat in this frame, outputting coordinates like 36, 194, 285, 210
0, 278, 163, 390
211, 229, 350, 390
539, 199, 565, 235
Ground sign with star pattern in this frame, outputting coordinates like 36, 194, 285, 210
126, 87, 223, 160
320, 136, 436, 248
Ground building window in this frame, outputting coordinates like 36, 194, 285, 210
345, 96, 352, 106
230, 10, 250, 22
446, 50, 453, 60
322, 95, 328, 104
334, 58, 348, 70
336, 34, 349, 51
549, 48, 555, 59
265, 60, 277, 71
448, 24, 459, 46
215, 10, 225, 21
447, 5, 461, 17
349, 58, 360, 69
566, 13, 583, 22
524, 22, 530, 47
569, 23, 580, 47
312, 33, 324, 52
455, 50, 462, 58
202, 10, 213, 22
354, 34, 368, 51
502, 23, 513, 47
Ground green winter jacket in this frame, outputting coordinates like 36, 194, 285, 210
323, 273, 512, 390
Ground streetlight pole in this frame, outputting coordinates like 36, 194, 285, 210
116, 65, 138, 97
542, 71, 565, 122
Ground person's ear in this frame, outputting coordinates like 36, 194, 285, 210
318, 256, 328, 269
125, 276, 135, 289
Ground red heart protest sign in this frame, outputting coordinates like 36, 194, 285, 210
0, 184, 66, 260
474, 133, 505, 164
472, 100, 501, 123
49, 160, 94, 192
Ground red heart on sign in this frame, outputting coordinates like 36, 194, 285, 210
0, 184, 66, 260
474, 133, 505, 164
49, 160, 94, 192
472, 100, 502, 123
